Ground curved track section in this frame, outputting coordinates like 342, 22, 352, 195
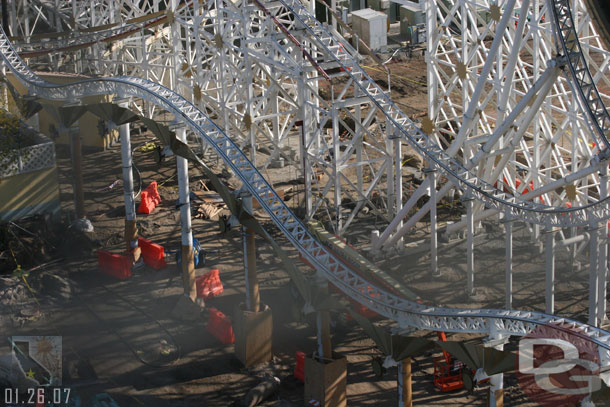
16, 10, 169, 58
3, 28, 610, 366
274, 0, 610, 228
551, 0, 610, 152
10, 0, 610, 228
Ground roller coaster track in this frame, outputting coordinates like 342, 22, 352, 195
15, 8, 170, 58
551, 0, 610, 153
4, 10, 610, 373
271, 0, 610, 229
10, 0, 610, 228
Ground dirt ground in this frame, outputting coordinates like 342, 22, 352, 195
0, 49, 596, 407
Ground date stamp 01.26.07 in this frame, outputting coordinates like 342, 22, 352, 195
1, 336, 73, 406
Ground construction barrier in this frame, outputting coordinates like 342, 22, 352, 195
206, 307, 235, 344
196, 268, 224, 300
294, 351, 305, 382
137, 181, 161, 214
138, 237, 167, 270
497, 177, 545, 204
97, 250, 132, 280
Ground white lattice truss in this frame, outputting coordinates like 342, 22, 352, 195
4, 0, 610, 383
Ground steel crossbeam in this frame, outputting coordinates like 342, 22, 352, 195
271, 0, 610, 228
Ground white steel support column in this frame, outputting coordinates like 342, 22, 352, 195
449, 0, 518, 157
504, 210, 513, 309
170, 0, 180, 92
298, 73, 312, 218
379, 67, 558, 251
119, 100, 139, 260
598, 166, 608, 324
176, 126, 196, 301
425, 0, 438, 125
331, 104, 341, 233
589, 221, 600, 327
394, 137, 403, 248
120, 119, 136, 221
488, 336, 505, 407
386, 123, 395, 218
426, 167, 439, 276
466, 196, 474, 296
545, 222, 555, 315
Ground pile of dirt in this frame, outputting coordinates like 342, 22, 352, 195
0, 216, 101, 275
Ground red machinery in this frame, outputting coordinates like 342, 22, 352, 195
433, 332, 466, 392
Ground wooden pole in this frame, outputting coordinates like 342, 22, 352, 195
316, 279, 332, 360
69, 128, 85, 219
242, 195, 260, 313
244, 226, 260, 312
398, 358, 412, 407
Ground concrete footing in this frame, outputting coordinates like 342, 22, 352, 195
234, 303, 273, 368
304, 352, 347, 407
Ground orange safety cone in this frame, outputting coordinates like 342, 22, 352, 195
97, 250, 132, 280
206, 308, 235, 344
196, 269, 224, 300
294, 351, 305, 382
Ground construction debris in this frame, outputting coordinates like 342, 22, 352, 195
193, 190, 227, 220
235, 376, 281, 407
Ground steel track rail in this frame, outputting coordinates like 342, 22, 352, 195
273, 0, 610, 228
15, 4, 177, 58
13, 0, 610, 227
3, 28, 610, 368
550, 0, 610, 152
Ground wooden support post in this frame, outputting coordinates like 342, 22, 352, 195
69, 127, 86, 219
245, 228, 259, 311
242, 194, 260, 313
398, 358, 412, 407
316, 277, 332, 360
487, 334, 505, 407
